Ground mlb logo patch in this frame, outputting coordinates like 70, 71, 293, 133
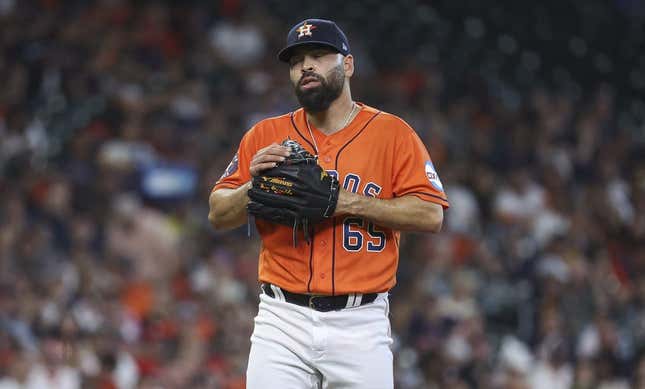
220, 153, 239, 179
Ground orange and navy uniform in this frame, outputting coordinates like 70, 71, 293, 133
213, 103, 449, 295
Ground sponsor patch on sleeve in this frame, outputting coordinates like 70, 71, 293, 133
425, 160, 444, 191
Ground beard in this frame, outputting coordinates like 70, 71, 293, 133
294, 64, 345, 113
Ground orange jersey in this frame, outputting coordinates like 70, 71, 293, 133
213, 103, 449, 295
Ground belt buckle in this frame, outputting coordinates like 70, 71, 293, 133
308, 295, 334, 311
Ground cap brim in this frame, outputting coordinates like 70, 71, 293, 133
278, 41, 342, 62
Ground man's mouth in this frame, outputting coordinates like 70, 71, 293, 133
300, 76, 321, 89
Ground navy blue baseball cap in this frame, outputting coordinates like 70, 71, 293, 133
278, 19, 350, 62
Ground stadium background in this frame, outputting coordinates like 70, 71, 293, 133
1, 0, 644, 388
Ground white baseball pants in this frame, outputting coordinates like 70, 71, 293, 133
246, 291, 393, 389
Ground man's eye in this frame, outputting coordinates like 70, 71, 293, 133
290, 57, 303, 66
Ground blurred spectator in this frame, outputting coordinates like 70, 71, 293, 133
24, 332, 80, 389
529, 337, 573, 389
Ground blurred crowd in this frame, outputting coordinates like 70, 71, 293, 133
1, 0, 644, 388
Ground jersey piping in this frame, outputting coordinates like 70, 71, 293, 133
290, 112, 317, 153
331, 110, 381, 295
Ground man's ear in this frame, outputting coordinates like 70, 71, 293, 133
343, 54, 354, 78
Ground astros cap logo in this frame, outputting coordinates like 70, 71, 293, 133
296, 21, 316, 38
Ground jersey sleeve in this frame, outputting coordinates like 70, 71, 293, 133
211, 127, 256, 192
392, 123, 449, 208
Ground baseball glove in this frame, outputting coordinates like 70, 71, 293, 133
247, 139, 340, 246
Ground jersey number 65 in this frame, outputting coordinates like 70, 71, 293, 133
342, 217, 386, 252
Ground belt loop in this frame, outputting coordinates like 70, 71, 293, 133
353, 294, 363, 307
276, 286, 286, 301
271, 284, 285, 302
345, 293, 355, 309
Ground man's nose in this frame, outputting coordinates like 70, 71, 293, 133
301, 56, 315, 72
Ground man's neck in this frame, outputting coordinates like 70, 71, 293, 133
305, 91, 356, 135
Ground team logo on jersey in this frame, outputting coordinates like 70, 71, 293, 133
296, 22, 316, 38
425, 160, 444, 191
220, 153, 239, 179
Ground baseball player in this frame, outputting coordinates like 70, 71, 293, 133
209, 18, 449, 388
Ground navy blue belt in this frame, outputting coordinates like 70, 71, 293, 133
261, 283, 378, 312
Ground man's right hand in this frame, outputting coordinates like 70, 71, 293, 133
249, 143, 292, 176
